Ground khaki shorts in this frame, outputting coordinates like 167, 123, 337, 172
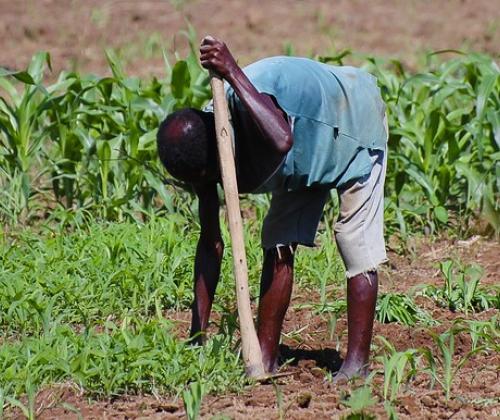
261, 148, 388, 278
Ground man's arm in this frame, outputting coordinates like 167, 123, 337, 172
200, 37, 293, 154
190, 183, 224, 343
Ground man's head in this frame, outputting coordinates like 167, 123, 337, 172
157, 108, 218, 185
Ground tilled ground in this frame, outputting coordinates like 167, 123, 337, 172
2, 0, 499, 77
16, 236, 500, 419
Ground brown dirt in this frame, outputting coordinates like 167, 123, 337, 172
2, 1, 499, 418
1, 0, 499, 78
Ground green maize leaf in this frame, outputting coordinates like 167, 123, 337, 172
143, 170, 174, 213
105, 49, 126, 80
138, 130, 157, 151
0, 76, 20, 99
121, 77, 140, 92
433, 85, 463, 108
130, 97, 163, 116
446, 108, 470, 123
0, 69, 36, 85
27, 51, 51, 85
486, 108, 500, 149
455, 161, 485, 205
171, 60, 191, 100
447, 136, 460, 163
481, 197, 500, 233
191, 83, 211, 99
434, 206, 449, 224
404, 166, 439, 206
476, 74, 498, 119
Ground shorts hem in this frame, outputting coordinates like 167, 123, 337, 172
261, 241, 316, 251
345, 257, 388, 279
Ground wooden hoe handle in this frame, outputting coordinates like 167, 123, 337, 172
210, 74, 266, 378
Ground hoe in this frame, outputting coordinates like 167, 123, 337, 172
210, 70, 266, 379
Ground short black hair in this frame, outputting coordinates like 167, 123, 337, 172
156, 108, 217, 184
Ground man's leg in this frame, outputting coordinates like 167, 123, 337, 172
334, 149, 387, 380
259, 187, 329, 373
336, 271, 378, 379
257, 245, 295, 373
190, 240, 224, 343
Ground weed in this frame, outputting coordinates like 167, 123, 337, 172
422, 260, 497, 313
375, 336, 420, 401
182, 381, 205, 420
341, 386, 377, 419
376, 293, 434, 326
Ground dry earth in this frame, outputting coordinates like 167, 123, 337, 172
1, 0, 499, 78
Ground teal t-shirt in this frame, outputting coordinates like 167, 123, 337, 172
226, 56, 387, 192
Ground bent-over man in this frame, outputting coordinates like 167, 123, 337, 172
156, 37, 388, 379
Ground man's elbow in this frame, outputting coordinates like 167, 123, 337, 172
276, 133, 293, 154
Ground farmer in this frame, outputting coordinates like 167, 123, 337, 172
156, 37, 388, 379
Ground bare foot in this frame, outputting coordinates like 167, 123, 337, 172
332, 362, 368, 383
262, 356, 279, 374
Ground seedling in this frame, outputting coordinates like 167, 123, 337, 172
376, 336, 419, 401
376, 293, 433, 326
182, 381, 205, 420
422, 260, 495, 314
421, 326, 483, 400
341, 386, 377, 419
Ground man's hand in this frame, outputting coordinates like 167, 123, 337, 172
200, 36, 239, 80
201, 36, 293, 155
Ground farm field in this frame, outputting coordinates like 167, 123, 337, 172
1, 1, 499, 419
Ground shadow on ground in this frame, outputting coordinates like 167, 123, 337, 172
279, 344, 342, 373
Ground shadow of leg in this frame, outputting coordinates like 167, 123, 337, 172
279, 344, 343, 373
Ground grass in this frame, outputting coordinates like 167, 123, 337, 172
0, 216, 252, 403
2, 211, 498, 413
0, 208, 345, 400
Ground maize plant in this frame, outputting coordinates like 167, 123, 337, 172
366, 52, 500, 236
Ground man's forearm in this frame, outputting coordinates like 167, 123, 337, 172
199, 36, 292, 154
226, 66, 293, 153
190, 238, 224, 339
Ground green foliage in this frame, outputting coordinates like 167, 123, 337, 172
0, 30, 209, 222
420, 326, 478, 400
182, 381, 205, 420
376, 293, 433, 326
421, 260, 498, 313
465, 316, 500, 351
376, 337, 419, 401
341, 386, 377, 419
1, 39, 498, 234
0, 216, 248, 406
0, 30, 499, 415
0, 320, 245, 399
366, 52, 499, 236
0, 217, 197, 335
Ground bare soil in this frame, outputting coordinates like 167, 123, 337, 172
1, 1, 499, 418
1, 0, 499, 78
